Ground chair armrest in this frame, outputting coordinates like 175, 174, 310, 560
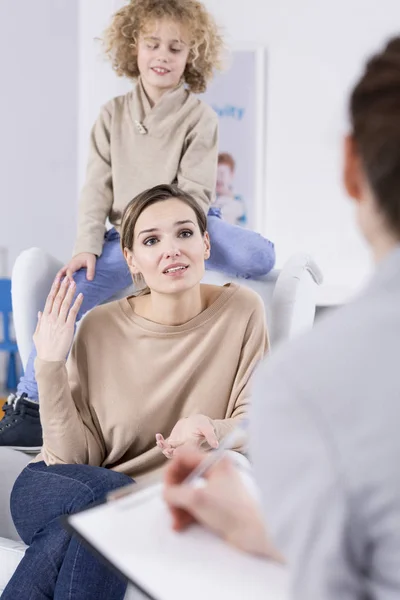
0, 449, 32, 541
12, 248, 64, 368
270, 253, 323, 347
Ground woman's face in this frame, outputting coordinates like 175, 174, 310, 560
125, 198, 210, 295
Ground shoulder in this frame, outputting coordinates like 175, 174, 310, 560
260, 285, 394, 397
223, 283, 266, 324
201, 282, 264, 318
185, 93, 218, 131
97, 91, 132, 122
193, 96, 218, 123
232, 283, 265, 309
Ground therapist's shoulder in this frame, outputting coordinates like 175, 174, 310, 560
260, 292, 377, 387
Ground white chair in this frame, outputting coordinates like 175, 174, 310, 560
0, 248, 322, 597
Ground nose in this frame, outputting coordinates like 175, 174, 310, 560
163, 246, 181, 259
156, 46, 169, 63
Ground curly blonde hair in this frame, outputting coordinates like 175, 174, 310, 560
102, 0, 223, 94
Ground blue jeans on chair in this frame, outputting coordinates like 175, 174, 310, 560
17, 215, 275, 401
2, 461, 133, 600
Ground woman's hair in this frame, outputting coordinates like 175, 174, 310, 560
350, 36, 400, 237
121, 182, 207, 249
102, 0, 223, 94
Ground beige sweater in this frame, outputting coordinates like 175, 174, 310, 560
74, 80, 219, 257
33, 284, 267, 483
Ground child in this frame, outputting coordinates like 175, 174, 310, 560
214, 152, 247, 226
0, 0, 275, 449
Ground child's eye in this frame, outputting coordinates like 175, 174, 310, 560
178, 229, 193, 238
143, 236, 158, 246
170, 47, 182, 54
146, 43, 157, 50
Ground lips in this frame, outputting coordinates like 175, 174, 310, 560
163, 263, 189, 274
151, 66, 171, 75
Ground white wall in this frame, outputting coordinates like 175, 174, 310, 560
0, 0, 78, 273
78, 0, 130, 193
202, 0, 400, 289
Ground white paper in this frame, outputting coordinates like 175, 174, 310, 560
68, 484, 288, 600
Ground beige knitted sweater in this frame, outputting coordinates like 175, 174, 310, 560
33, 284, 267, 483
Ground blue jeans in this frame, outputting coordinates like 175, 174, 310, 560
206, 208, 275, 279
18, 215, 275, 401
2, 461, 133, 600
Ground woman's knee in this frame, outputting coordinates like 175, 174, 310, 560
33, 462, 132, 505
50, 463, 133, 506
11, 462, 133, 543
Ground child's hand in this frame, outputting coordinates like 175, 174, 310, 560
33, 276, 83, 362
57, 253, 97, 282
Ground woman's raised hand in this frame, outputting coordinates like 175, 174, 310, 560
33, 276, 83, 362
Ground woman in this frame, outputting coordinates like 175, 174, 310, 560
2, 184, 267, 600
165, 37, 400, 599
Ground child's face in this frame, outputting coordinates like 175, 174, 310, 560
216, 164, 234, 196
137, 19, 190, 100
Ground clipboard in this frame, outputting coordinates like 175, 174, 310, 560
64, 482, 288, 600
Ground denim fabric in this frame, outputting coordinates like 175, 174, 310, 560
207, 211, 275, 279
2, 461, 133, 600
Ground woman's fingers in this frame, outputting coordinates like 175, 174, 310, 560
167, 439, 183, 449
156, 434, 170, 449
58, 280, 76, 319
50, 276, 70, 317
66, 293, 84, 327
168, 426, 218, 450
34, 311, 42, 336
164, 450, 174, 459
201, 422, 219, 449
156, 434, 175, 458
43, 276, 62, 315
156, 433, 166, 448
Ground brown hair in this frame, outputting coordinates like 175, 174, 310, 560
350, 36, 400, 237
102, 0, 223, 94
121, 184, 207, 290
218, 152, 235, 172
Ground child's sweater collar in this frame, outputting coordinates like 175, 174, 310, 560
129, 77, 190, 136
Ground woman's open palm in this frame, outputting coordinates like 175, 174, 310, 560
156, 415, 219, 458
33, 276, 83, 362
